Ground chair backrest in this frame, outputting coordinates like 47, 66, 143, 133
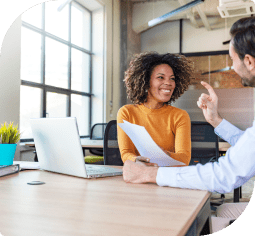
103, 120, 123, 166
190, 121, 219, 165
90, 123, 107, 140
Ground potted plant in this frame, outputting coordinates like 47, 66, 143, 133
0, 122, 20, 166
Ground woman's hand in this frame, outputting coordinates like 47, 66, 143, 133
135, 156, 158, 167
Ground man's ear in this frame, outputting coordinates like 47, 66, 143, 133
244, 54, 255, 71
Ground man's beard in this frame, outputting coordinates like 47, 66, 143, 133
241, 78, 250, 87
241, 76, 255, 87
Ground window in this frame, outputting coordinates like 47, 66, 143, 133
20, 1, 101, 141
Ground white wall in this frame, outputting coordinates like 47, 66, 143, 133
75, 0, 121, 123
104, 0, 121, 121
91, 7, 105, 125
0, 16, 21, 160
141, 20, 180, 54
141, 17, 242, 53
182, 17, 237, 53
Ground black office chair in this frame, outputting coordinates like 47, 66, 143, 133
190, 121, 224, 207
87, 123, 107, 156
190, 121, 219, 166
103, 120, 123, 166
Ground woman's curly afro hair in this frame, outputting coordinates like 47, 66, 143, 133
124, 52, 194, 104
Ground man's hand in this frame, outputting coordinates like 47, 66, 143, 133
135, 156, 158, 167
123, 160, 158, 184
197, 81, 223, 128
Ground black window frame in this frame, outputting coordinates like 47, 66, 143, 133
20, 1, 93, 142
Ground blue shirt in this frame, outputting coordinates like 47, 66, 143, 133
156, 119, 254, 193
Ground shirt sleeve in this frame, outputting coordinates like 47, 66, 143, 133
156, 121, 255, 193
215, 119, 245, 146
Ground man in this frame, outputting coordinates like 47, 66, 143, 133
123, 16, 255, 193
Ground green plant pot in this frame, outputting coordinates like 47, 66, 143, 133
0, 144, 17, 166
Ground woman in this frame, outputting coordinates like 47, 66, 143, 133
117, 52, 193, 166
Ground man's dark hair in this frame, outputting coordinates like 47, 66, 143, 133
230, 16, 255, 60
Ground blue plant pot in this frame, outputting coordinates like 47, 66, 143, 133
0, 144, 17, 166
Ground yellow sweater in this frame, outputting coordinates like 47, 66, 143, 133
117, 104, 191, 165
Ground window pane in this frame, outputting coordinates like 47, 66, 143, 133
20, 86, 42, 139
46, 92, 68, 118
45, 37, 68, 89
71, 94, 89, 136
21, 27, 42, 83
22, 3, 42, 29
71, 2, 91, 50
71, 48, 90, 93
45, 1, 69, 41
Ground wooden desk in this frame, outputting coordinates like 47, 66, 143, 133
27, 141, 230, 151
0, 170, 211, 236
26, 139, 118, 149
26, 139, 104, 149
219, 142, 231, 152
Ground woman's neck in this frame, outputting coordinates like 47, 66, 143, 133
143, 101, 164, 109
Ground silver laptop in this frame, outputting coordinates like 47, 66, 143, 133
30, 117, 123, 178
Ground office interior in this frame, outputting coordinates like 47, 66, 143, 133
1, 0, 253, 162
1, 0, 255, 234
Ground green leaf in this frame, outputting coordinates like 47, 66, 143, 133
0, 122, 20, 144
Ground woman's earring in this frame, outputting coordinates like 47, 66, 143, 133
145, 89, 148, 93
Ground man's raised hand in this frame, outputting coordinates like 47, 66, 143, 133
197, 81, 223, 128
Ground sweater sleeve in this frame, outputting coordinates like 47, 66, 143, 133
117, 107, 138, 163
166, 110, 191, 165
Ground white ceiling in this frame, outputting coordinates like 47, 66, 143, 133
132, 0, 224, 33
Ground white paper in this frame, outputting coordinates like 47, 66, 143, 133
13, 161, 40, 170
118, 120, 185, 167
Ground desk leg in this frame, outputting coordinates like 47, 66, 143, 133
34, 151, 38, 162
200, 218, 211, 236
234, 188, 240, 202
185, 198, 212, 236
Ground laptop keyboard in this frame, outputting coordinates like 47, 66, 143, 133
86, 165, 122, 174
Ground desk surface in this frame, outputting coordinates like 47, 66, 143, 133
219, 142, 231, 152
26, 139, 118, 149
27, 140, 230, 151
26, 139, 105, 149
0, 170, 211, 236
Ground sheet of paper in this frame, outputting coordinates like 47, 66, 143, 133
13, 161, 40, 170
118, 120, 185, 167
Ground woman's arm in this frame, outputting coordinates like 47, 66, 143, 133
166, 111, 191, 165
117, 107, 138, 163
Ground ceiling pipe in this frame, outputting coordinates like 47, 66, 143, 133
148, 0, 205, 27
